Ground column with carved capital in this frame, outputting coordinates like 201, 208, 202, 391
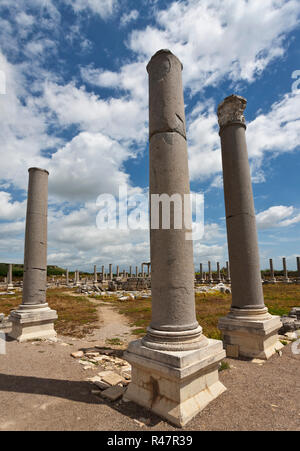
124, 50, 226, 427
217, 95, 283, 359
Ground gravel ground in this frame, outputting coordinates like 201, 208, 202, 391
0, 335, 299, 431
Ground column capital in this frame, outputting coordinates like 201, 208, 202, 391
217, 94, 247, 131
146, 49, 183, 73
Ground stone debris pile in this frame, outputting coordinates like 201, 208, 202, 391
71, 348, 131, 402
279, 307, 300, 335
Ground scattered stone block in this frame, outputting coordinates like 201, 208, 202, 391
101, 372, 125, 386
71, 351, 84, 359
101, 385, 126, 401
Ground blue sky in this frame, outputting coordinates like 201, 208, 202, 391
0, 0, 300, 273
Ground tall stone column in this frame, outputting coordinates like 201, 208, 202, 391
216, 262, 222, 283
9, 168, 57, 342
93, 265, 97, 284
199, 263, 204, 283
66, 268, 69, 286
226, 261, 231, 284
217, 95, 282, 359
7, 263, 13, 290
129, 266, 132, 278
136, 266, 138, 277
141, 264, 145, 278
116, 265, 119, 278
282, 258, 290, 283
109, 264, 113, 281
208, 261, 213, 283
125, 50, 226, 427
101, 265, 105, 281
269, 259, 276, 283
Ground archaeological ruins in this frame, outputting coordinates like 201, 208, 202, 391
0, 49, 299, 430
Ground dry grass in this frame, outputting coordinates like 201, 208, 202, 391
1, 284, 300, 340
0, 288, 98, 338
99, 283, 300, 340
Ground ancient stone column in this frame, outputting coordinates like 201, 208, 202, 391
109, 264, 113, 281
141, 263, 145, 278
216, 262, 222, 283
116, 265, 119, 278
93, 265, 97, 284
217, 95, 282, 359
199, 263, 204, 283
66, 268, 69, 286
7, 263, 13, 290
208, 261, 213, 283
269, 259, 276, 283
129, 266, 132, 278
136, 266, 138, 277
9, 168, 57, 342
282, 257, 290, 283
125, 49, 226, 427
75, 270, 81, 286
226, 261, 231, 284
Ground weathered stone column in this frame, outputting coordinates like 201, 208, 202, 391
282, 258, 290, 283
199, 263, 204, 283
116, 265, 119, 278
7, 263, 13, 290
208, 261, 213, 283
141, 263, 145, 278
9, 168, 57, 342
75, 270, 80, 286
66, 268, 69, 286
269, 259, 276, 283
217, 95, 282, 359
136, 266, 138, 277
125, 50, 226, 426
226, 261, 231, 284
216, 262, 222, 283
93, 265, 97, 284
129, 266, 132, 278
108, 264, 112, 281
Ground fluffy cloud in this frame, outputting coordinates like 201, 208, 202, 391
120, 9, 139, 27
63, 0, 118, 19
0, 192, 26, 221
128, 0, 300, 91
256, 205, 300, 230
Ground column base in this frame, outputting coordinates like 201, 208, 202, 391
218, 307, 283, 360
7, 284, 14, 290
9, 303, 57, 342
124, 338, 226, 427
282, 278, 291, 283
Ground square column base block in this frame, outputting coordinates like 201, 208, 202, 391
9, 303, 57, 342
123, 338, 226, 427
218, 312, 283, 360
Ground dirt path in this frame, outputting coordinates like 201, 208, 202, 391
86, 298, 137, 345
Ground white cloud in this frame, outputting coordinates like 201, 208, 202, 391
256, 205, 300, 229
128, 0, 300, 91
48, 132, 131, 202
64, 0, 118, 19
0, 192, 26, 221
120, 9, 139, 27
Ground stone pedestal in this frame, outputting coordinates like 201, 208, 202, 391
218, 307, 283, 359
125, 50, 226, 426
9, 168, 57, 342
10, 303, 57, 342
217, 96, 282, 360
124, 339, 225, 427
